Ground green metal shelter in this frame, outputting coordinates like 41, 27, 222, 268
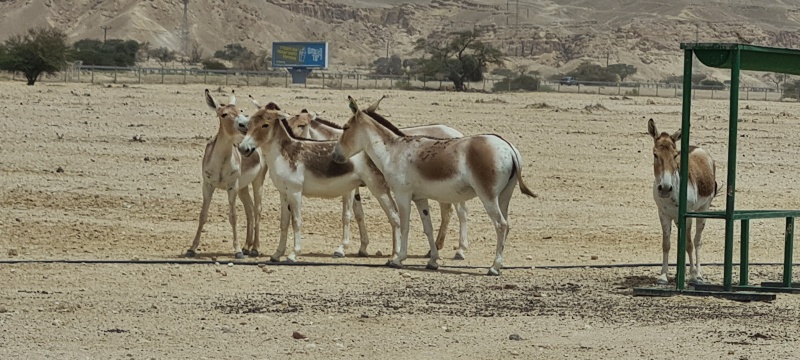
634, 43, 800, 301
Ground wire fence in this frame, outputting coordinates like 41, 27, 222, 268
0, 65, 792, 102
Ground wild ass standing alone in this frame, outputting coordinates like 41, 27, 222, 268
333, 96, 537, 275
237, 106, 403, 263
270, 95, 472, 260
647, 118, 718, 284
187, 90, 268, 259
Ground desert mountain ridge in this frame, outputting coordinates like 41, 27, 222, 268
2, 0, 800, 86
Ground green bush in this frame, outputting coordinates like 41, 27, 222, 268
492, 74, 540, 92
700, 79, 724, 89
394, 79, 413, 90
72, 39, 139, 67
202, 59, 227, 70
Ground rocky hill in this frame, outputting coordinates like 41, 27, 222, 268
2, 0, 800, 85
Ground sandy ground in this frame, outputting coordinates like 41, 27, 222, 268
2, 82, 800, 359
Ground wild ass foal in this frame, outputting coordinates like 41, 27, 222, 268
188, 90, 268, 259
647, 118, 717, 284
237, 107, 402, 263
287, 97, 471, 260
333, 96, 537, 275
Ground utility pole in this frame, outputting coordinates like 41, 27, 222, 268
606, 51, 609, 67
516, 0, 520, 33
182, 0, 190, 56
100, 26, 110, 43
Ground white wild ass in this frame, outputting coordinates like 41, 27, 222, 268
187, 90, 268, 259
280, 96, 472, 260
332, 96, 537, 275
647, 118, 718, 284
237, 106, 403, 263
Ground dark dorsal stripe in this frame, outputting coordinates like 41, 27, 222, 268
315, 118, 344, 129
280, 118, 331, 142
364, 110, 405, 136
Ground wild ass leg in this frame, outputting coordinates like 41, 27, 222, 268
226, 186, 244, 259
413, 198, 439, 270
250, 175, 265, 257
454, 202, 469, 260
351, 189, 370, 257
657, 212, 672, 285
285, 191, 304, 263
685, 218, 696, 285
691, 215, 707, 284
333, 190, 355, 258
271, 192, 291, 262
435, 202, 453, 251
389, 193, 414, 268
187, 182, 215, 257
238, 187, 255, 256
483, 195, 510, 276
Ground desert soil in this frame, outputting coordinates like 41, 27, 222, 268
2, 82, 800, 359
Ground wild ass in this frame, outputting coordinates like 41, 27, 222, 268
237, 107, 402, 263
187, 89, 268, 259
332, 96, 537, 275
285, 96, 471, 260
647, 118, 718, 284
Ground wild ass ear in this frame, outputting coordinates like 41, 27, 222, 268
670, 129, 682, 143
647, 118, 658, 139
265, 102, 281, 111
205, 89, 219, 110
248, 95, 262, 110
228, 89, 237, 106
300, 109, 309, 114
347, 95, 359, 114
366, 95, 387, 113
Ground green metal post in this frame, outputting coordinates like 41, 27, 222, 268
783, 217, 795, 287
739, 219, 750, 286
676, 48, 694, 290
723, 48, 742, 292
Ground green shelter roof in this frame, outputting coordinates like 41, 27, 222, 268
681, 43, 800, 75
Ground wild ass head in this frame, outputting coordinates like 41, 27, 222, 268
286, 109, 319, 138
333, 96, 404, 164
238, 106, 290, 157
647, 118, 682, 199
205, 89, 249, 136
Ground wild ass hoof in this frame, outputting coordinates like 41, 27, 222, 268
234, 252, 245, 259
386, 260, 403, 269
687, 276, 704, 286
184, 250, 197, 258
453, 252, 465, 260
249, 249, 260, 258
357, 250, 370, 258
286, 255, 297, 263
241, 249, 250, 256
486, 268, 501, 276
424, 250, 432, 258
269, 256, 281, 263
425, 263, 439, 271
333, 251, 345, 258
656, 276, 669, 285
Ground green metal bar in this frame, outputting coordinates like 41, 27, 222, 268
783, 217, 794, 287
686, 210, 800, 220
739, 219, 750, 286
722, 47, 741, 292
676, 48, 694, 290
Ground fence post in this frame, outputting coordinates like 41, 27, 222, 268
91, 67, 95, 84
137, 67, 142, 84
711, 89, 714, 99
674, 86, 678, 97
390, 77, 393, 89
598, 85, 601, 94
266, 72, 270, 87
183, 67, 188, 84
225, 71, 229, 86
766, 89, 768, 101
322, 73, 325, 88
113, 67, 118, 83
618, 83, 621, 95
285, 72, 288, 87
655, 84, 659, 97
246, 72, 250, 86
204, 70, 207, 84
746, 87, 749, 100
11, 71, 15, 81
63, 69, 67, 82
356, 74, 360, 90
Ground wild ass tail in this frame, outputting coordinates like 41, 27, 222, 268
493, 135, 537, 198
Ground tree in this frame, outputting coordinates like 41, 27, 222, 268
0, 27, 69, 85
138, 41, 151, 62
202, 59, 227, 70
373, 54, 403, 75
607, 63, 637, 82
566, 62, 616, 82
72, 38, 139, 67
763, 73, 786, 91
214, 43, 248, 61
149, 47, 176, 65
414, 30, 504, 91
782, 79, 800, 99
189, 41, 203, 64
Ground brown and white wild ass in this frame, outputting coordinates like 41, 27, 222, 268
187, 90, 268, 259
332, 96, 537, 275
237, 106, 403, 263
284, 96, 471, 260
647, 118, 717, 284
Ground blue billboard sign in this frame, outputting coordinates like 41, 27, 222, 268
271, 42, 329, 69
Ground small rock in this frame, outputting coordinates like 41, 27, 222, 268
590, 255, 598, 260
510, 350, 520, 356
214, 262, 220, 266
15, 218, 21, 222
305, 343, 317, 350
360, 313, 369, 319
0, 306, 8, 313
144, 157, 151, 162
400, 272, 412, 279
220, 271, 227, 276
503, 284, 518, 290
728, 350, 735, 355
131, 257, 139, 261
525, 255, 533, 260
56, 166, 64, 173
375, 250, 383, 257
509, 334, 523, 341
227, 262, 234, 267
215, 268, 222, 273
257, 264, 267, 268
292, 331, 307, 340
7, 249, 18, 257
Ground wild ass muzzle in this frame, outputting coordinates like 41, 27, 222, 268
281, 95, 471, 260
332, 96, 537, 275
237, 106, 402, 263
187, 89, 268, 259
647, 118, 718, 285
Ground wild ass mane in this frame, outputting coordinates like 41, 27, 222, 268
280, 118, 331, 142
363, 110, 406, 136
